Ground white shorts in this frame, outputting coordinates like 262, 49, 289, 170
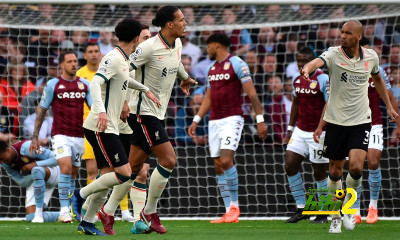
286, 127, 329, 164
208, 115, 244, 158
26, 166, 60, 207
368, 124, 383, 151
51, 135, 84, 167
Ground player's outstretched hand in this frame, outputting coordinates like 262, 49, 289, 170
29, 138, 39, 155
145, 90, 161, 107
181, 77, 198, 96
313, 127, 323, 143
97, 112, 108, 132
387, 107, 399, 122
188, 122, 198, 139
257, 122, 268, 140
299, 67, 311, 82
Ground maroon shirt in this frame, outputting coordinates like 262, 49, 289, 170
10, 140, 35, 171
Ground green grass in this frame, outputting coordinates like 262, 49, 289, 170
0, 220, 399, 240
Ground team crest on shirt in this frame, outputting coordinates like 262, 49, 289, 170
21, 156, 29, 163
57, 146, 64, 154
78, 82, 84, 90
310, 80, 318, 89
364, 61, 369, 71
0, 116, 5, 124
223, 62, 231, 70
102, 58, 112, 67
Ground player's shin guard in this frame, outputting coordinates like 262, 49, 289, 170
368, 168, 381, 208
32, 167, 46, 216
83, 189, 110, 223
130, 182, 147, 221
144, 164, 171, 214
345, 173, 362, 204
80, 172, 129, 199
217, 174, 231, 212
59, 174, 71, 211
288, 172, 306, 209
328, 174, 342, 219
103, 179, 133, 216
224, 166, 239, 207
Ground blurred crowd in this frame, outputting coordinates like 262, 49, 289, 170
0, 4, 400, 147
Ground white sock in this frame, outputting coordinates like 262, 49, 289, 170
130, 183, 147, 221
356, 208, 361, 216
121, 210, 131, 217
83, 189, 110, 223
60, 206, 69, 213
80, 172, 121, 199
369, 200, 378, 209
103, 180, 133, 216
328, 177, 342, 219
345, 173, 362, 205
230, 200, 239, 208
225, 207, 230, 213
144, 165, 172, 214
35, 207, 43, 217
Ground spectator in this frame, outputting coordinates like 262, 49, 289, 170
245, 48, 262, 76
327, 27, 342, 48
309, 23, 329, 56
365, 5, 387, 44
77, 4, 97, 27
265, 75, 286, 144
330, 5, 346, 19
255, 26, 276, 59
254, 53, 279, 97
23, 101, 53, 147
50, 30, 67, 47
382, 45, 400, 76
181, 31, 201, 68
71, 30, 89, 65
172, 54, 193, 108
191, 14, 217, 58
222, 7, 252, 56
298, 5, 314, 20
363, 19, 383, 47
94, 4, 131, 26
276, 33, 298, 78
36, 4, 55, 24
0, 92, 17, 143
0, 31, 8, 78
138, 7, 155, 29
182, 7, 196, 41
192, 56, 213, 85
175, 92, 208, 145
0, 63, 35, 113
98, 31, 114, 56
264, 4, 281, 22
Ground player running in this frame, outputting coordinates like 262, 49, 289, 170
188, 33, 267, 223
284, 47, 329, 224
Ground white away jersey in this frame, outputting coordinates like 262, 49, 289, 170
84, 46, 131, 134
319, 46, 380, 126
129, 32, 189, 120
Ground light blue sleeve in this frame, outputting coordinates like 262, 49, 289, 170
40, 78, 58, 109
20, 141, 58, 167
292, 72, 301, 97
206, 62, 215, 89
1, 163, 33, 187
230, 56, 252, 84
318, 73, 330, 102
240, 29, 253, 45
80, 78, 93, 107
379, 66, 391, 90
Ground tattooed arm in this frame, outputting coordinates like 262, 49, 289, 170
29, 107, 47, 154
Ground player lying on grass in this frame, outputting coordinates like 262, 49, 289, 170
0, 139, 60, 223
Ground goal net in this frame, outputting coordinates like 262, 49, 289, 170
1, 1, 400, 219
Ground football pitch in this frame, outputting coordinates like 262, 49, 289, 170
0, 220, 399, 240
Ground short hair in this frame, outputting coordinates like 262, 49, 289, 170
152, 5, 179, 27
115, 18, 142, 43
83, 42, 99, 53
0, 140, 8, 153
141, 24, 150, 31
206, 33, 230, 47
181, 54, 192, 61
298, 47, 315, 58
59, 50, 77, 64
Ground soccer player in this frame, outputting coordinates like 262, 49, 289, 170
353, 38, 400, 224
77, 19, 160, 235
0, 140, 60, 223
29, 50, 91, 223
95, 25, 153, 235
302, 20, 398, 233
188, 33, 268, 223
128, 6, 197, 234
284, 47, 329, 224
76, 42, 134, 222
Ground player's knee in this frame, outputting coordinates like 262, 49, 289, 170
329, 166, 343, 178
26, 213, 35, 222
135, 169, 148, 182
31, 167, 45, 179
368, 159, 380, 170
284, 162, 297, 176
349, 161, 363, 176
313, 171, 327, 181
115, 172, 130, 183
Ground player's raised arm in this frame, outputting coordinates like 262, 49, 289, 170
300, 58, 325, 82
188, 88, 211, 138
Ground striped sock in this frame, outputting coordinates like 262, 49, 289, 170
217, 174, 231, 212
353, 185, 362, 212
70, 178, 76, 198
369, 168, 381, 209
224, 166, 239, 208
287, 172, 305, 208
43, 212, 60, 222
59, 174, 71, 209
